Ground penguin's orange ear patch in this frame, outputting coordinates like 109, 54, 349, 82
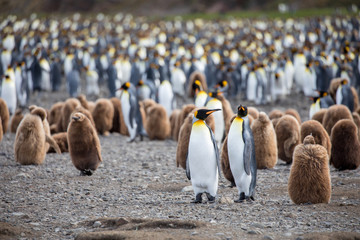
323, 92, 327, 97
194, 110, 198, 117
208, 92, 213, 97
125, 82, 130, 88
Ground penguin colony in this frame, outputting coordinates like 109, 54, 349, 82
0, 13, 359, 206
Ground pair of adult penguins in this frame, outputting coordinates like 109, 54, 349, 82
186, 105, 256, 203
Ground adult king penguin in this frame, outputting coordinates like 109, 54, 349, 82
119, 82, 146, 142
186, 108, 221, 203
226, 105, 256, 202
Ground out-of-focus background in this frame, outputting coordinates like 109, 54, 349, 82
0, 0, 359, 17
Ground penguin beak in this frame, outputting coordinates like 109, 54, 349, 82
72, 116, 80, 121
206, 109, 221, 115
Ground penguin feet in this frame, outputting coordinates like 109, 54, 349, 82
206, 193, 216, 203
127, 138, 136, 143
234, 192, 246, 203
191, 193, 202, 204
80, 169, 93, 176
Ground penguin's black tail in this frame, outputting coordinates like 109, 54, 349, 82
81, 169, 94, 176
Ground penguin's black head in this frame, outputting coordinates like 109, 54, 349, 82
192, 80, 201, 92
317, 91, 328, 98
237, 105, 248, 117
119, 82, 131, 90
194, 108, 221, 120
216, 80, 228, 88
311, 96, 320, 103
137, 80, 144, 87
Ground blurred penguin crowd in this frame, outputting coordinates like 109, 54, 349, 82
1, 13, 360, 115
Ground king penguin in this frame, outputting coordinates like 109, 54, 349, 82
226, 105, 257, 202
335, 79, 354, 112
119, 82, 147, 142
186, 108, 221, 203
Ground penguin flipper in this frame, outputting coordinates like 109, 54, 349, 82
186, 154, 191, 180
243, 130, 252, 176
129, 94, 137, 129
207, 124, 221, 177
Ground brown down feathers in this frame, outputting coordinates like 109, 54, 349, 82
288, 135, 331, 204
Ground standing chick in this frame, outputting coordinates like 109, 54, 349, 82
252, 112, 277, 169
67, 112, 102, 175
330, 119, 360, 170
275, 115, 300, 164
288, 135, 331, 204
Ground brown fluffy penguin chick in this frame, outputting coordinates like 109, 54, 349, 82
29, 105, 51, 150
145, 104, 171, 140
109, 98, 121, 133
285, 108, 301, 125
220, 115, 237, 186
73, 106, 95, 127
268, 109, 284, 120
61, 98, 81, 132
176, 109, 215, 169
330, 119, 360, 170
10, 109, 24, 133
248, 107, 259, 120
0, 116, 3, 142
67, 112, 102, 176
252, 112, 278, 169
311, 109, 327, 124
322, 105, 352, 136
48, 102, 63, 126
77, 94, 90, 110
300, 120, 331, 157
142, 99, 157, 114
92, 98, 114, 136
174, 104, 196, 141
352, 112, 360, 140
221, 135, 235, 186
0, 98, 10, 134
217, 95, 234, 136
187, 71, 207, 98
356, 106, 360, 116
48, 132, 68, 153
275, 115, 301, 164
351, 87, 359, 111
170, 109, 181, 140
109, 97, 128, 136
15, 107, 61, 165
288, 135, 331, 204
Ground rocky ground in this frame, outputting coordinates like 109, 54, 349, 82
1, 89, 360, 240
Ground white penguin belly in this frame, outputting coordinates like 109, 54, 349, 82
1, 82, 17, 114
227, 118, 252, 196
336, 86, 343, 105
195, 92, 207, 107
121, 92, 137, 139
158, 81, 174, 117
205, 99, 224, 144
247, 72, 257, 101
188, 121, 218, 196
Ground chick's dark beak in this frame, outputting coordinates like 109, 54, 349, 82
72, 116, 80, 121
